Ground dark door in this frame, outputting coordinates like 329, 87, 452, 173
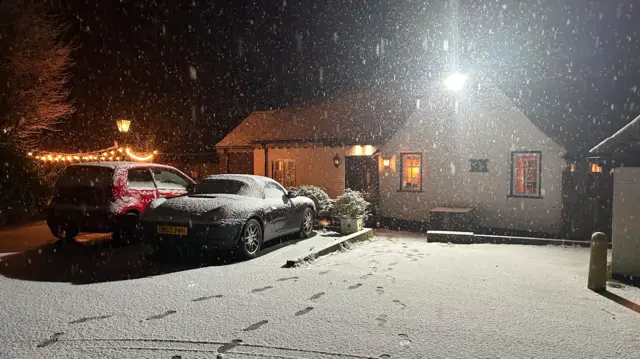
345, 156, 379, 203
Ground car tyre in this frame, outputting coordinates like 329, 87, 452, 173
50, 222, 79, 242
236, 219, 263, 260
299, 207, 314, 239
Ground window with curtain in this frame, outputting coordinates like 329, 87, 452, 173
400, 153, 422, 191
272, 159, 296, 187
511, 152, 541, 197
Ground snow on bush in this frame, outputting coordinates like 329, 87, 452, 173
333, 189, 370, 219
288, 185, 333, 218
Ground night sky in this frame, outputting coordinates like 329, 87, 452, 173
48, 0, 640, 156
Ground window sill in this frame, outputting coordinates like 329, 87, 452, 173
507, 195, 544, 199
398, 189, 423, 193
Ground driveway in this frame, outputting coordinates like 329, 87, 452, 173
1, 231, 639, 358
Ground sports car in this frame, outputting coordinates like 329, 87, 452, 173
140, 174, 315, 259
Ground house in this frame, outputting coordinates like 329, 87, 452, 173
216, 76, 567, 235
216, 87, 414, 197
590, 114, 640, 285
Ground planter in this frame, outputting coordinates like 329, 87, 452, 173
340, 215, 364, 234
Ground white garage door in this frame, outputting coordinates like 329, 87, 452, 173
612, 167, 640, 278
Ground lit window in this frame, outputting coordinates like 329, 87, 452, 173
272, 159, 296, 187
590, 163, 603, 173
511, 152, 541, 197
400, 153, 422, 191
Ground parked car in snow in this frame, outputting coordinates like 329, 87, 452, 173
140, 174, 316, 259
47, 162, 195, 243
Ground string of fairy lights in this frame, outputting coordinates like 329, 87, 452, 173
27, 146, 158, 164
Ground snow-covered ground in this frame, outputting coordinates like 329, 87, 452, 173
1, 231, 639, 358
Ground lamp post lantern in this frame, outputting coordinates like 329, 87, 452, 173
116, 119, 131, 133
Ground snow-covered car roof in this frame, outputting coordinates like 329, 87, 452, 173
65, 162, 178, 170
200, 174, 277, 198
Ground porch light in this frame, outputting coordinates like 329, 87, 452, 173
382, 158, 391, 168
333, 153, 341, 168
116, 119, 131, 133
443, 72, 467, 92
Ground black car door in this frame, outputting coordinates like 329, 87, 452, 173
263, 182, 291, 237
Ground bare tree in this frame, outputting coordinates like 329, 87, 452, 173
0, 0, 75, 148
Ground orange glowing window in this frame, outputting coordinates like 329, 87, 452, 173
590, 163, 603, 173
511, 152, 541, 197
400, 153, 422, 191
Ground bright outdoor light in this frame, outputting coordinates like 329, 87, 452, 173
116, 119, 131, 133
443, 72, 468, 92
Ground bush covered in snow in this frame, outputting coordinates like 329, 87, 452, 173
288, 185, 333, 218
333, 189, 370, 219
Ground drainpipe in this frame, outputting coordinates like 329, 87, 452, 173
262, 144, 269, 177
224, 149, 230, 173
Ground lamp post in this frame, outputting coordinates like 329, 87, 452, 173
116, 119, 131, 160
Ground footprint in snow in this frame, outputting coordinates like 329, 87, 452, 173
251, 286, 273, 293
398, 334, 412, 347
277, 276, 299, 282
360, 273, 373, 280
192, 294, 223, 302
348, 283, 363, 290
319, 270, 331, 275
393, 300, 406, 310
379, 355, 391, 358
389, 262, 398, 266
295, 307, 314, 316
218, 339, 242, 353
410, 258, 418, 262
144, 310, 176, 321
309, 292, 325, 300
242, 320, 268, 331
69, 314, 111, 324
375, 314, 387, 326
376, 286, 384, 295
37, 332, 64, 348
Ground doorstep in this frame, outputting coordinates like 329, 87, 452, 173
426, 230, 610, 248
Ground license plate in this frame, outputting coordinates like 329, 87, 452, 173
157, 225, 188, 235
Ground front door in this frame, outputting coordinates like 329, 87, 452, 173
344, 156, 379, 204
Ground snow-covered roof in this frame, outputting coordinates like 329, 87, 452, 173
216, 87, 416, 149
590, 114, 640, 155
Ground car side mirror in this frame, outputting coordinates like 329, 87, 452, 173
287, 191, 298, 198
187, 183, 196, 194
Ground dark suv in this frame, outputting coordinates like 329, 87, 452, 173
47, 162, 194, 242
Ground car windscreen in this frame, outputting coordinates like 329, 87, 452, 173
193, 179, 249, 195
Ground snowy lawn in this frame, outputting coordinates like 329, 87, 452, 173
0, 231, 639, 358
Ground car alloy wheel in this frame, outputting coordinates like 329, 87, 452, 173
303, 210, 313, 234
299, 208, 314, 239
243, 222, 260, 255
